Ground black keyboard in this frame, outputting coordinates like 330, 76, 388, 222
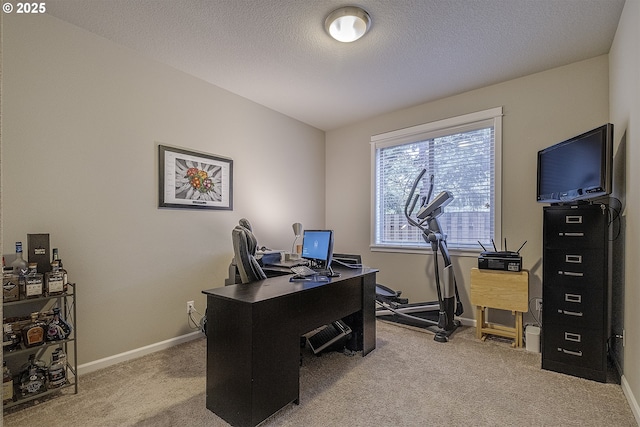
291, 265, 335, 277
313, 268, 333, 276
291, 265, 317, 276
307, 321, 352, 354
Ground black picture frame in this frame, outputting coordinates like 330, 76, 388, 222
158, 145, 233, 210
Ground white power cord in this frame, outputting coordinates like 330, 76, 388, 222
188, 305, 205, 332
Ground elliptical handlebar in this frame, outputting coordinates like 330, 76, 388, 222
404, 168, 434, 231
425, 173, 435, 209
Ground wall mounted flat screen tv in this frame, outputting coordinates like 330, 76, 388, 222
537, 123, 613, 204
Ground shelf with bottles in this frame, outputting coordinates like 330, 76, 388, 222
4, 335, 76, 359
4, 242, 69, 303
3, 289, 75, 355
3, 284, 77, 411
3, 283, 75, 307
3, 347, 78, 410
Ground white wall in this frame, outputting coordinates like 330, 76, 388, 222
609, 0, 640, 420
1, 14, 325, 364
326, 56, 609, 326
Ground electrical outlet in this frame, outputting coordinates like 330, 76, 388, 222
535, 299, 543, 311
187, 300, 195, 314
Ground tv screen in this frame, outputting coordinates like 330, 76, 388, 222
537, 124, 613, 204
302, 230, 334, 268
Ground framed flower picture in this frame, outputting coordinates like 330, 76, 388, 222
158, 145, 233, 210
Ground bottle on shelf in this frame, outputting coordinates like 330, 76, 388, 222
2, 259, 20, 302
17, 354, 47, 398
10, 242, 28, 297
52, 248, 68, 286
45, 261, 66, 296
2, 323, 21, 352
3, 361, 14, 405
47, 348, 67, 389
24, 263, 43, 299
21, 312, 46, 348
46, 307, 72, 341
10, 242, 28, 276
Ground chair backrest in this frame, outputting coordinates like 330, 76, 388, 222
232, 220, 267, 284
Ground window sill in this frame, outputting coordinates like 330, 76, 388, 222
370, 244, 481, 258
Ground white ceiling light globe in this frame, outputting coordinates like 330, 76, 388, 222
325, 7, 371, 43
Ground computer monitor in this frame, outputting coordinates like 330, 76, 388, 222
301, 230, 334, 269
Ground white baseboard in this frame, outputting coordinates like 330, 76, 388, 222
621, 375, 640, 424
77, 331, 203, 376
457, 316, 475, 327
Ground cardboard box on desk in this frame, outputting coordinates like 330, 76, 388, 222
27, 233, 51, 273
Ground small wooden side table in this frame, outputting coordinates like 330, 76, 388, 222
470, 268, 529, 347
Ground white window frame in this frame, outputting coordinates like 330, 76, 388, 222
370, 107, 503, 256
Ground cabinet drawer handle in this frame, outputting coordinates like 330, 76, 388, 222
558, 309, 583, 317
559, 271, 584, 277
560, 232, 585, 237
565, 293, 582, 303
565, 216, 583, 224
565, 255, 582, 263
564, 332, 581, 342
559, 348, 583, 357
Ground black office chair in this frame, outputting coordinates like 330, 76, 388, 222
206, 219, 267, 335
232, 218, 267, 284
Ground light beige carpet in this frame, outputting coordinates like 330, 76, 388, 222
4, 321, 637, 426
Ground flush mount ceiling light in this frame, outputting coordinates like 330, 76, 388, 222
325, 6, 371, 43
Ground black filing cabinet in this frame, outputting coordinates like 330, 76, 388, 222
542, 204, 610, 382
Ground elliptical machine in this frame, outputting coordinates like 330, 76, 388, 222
376, 169, 464, 342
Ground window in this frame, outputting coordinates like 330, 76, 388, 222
371, 107, 502, 252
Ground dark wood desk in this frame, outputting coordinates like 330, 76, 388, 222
202, 267, 377, 427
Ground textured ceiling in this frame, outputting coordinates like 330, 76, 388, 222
45, 0, 625, 131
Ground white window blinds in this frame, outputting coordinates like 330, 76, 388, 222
371, 107, 502, 251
